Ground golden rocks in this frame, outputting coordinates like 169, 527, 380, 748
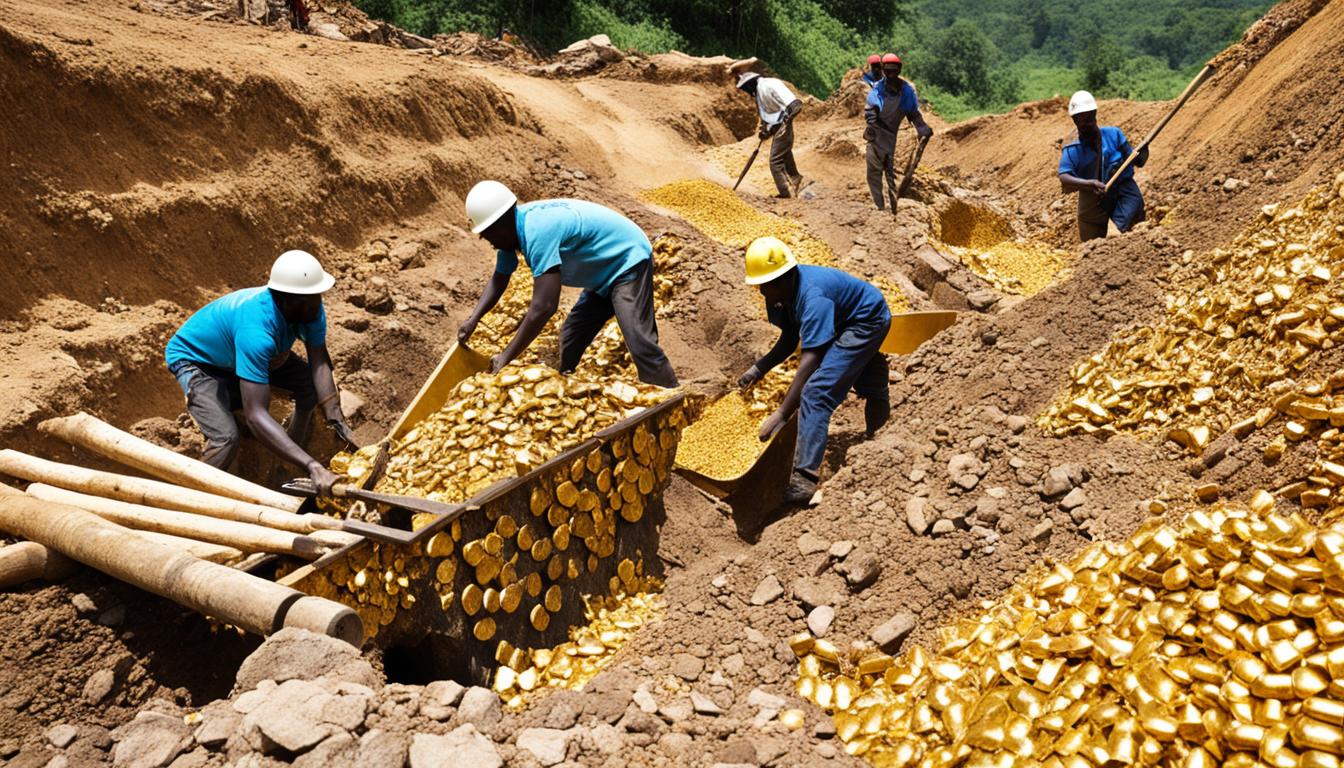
473, 617, 496, 641
530, 605, 550, 632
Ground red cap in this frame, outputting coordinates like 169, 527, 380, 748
867, 54, 881, 64
882, 53, 902, 65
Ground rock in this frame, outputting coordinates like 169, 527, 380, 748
192, 701, 240, 751
814, 718, 838, 738
234, 628, 379, 692
1005, 415, 1028, 433
517, 728, 572, 766
905, 496, 930, 534
293, 732, 357, 768
409, 725, 500, 768
1041, 466, 1074, 498
542, 695, 582, 730
839, 554, 882, 591
0, 741, 18, 759
974, 497, 1002, 526
319, 692, 370, 731
711, 574, 729, 590
389, 242, 425, 270
717, 739, 758, 765
456, 687, 502, 730
791, 577, 841, 610
71, 593, 96, 614
1223, 177, 1244, 192
932, 519, 955, 535
1031, 517, 1055, 542
354, 729, 409, 768
656, 699, 692, 724
747, 688, 785, 712
1059, 487, 1087, 511
48, 757, 70, 768
828, 541, 854, 559
807, 606, 835, 637
363, 279, 395, 315
966, 290, 1000, 311
870, 613, 916, 652
632, 684, 658, 714
796, 531, 828, 555
750, 575, 784, 606
112, 711, 191, 768
672, 653, 705, 682
47, 724, 79, 749
83, 669, 116, 705
588, 723, 625, 755
339, 390, 367, 421
690, 691, 724, 716
419, 680, 464, 721
97, 604, 126, 627
245, 681, 333, 754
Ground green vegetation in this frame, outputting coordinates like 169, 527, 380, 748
354, 0, 1270, 121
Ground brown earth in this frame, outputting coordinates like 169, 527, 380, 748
1, 0, 1343, 765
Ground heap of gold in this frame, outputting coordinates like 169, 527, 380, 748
1041, 175, 1344, 449
490, 561, 663, 708
963, 240, 1071, 296
793, 497, 1344, 767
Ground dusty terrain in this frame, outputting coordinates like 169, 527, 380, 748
2, 0, 1344, 765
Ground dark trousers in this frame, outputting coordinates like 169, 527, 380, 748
769, 120, 801, 198
865, 142, 896, 210
796, 318, 890, 474
1078, 177, 1146, 241
558, 260, 678, 388
170, 354, 317, 470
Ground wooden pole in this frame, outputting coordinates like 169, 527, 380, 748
0, 493, 362, 645
1103, 64, 1216, 194
132, 531, 244, 564
25, 484, 332, 559
38, 413, 304, 512
0, 542, 77, 588
0, 449, 327, 532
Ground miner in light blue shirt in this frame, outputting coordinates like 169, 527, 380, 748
1058, 90, 1147, 241
457, 182, 678, 388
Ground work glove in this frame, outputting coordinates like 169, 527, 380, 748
328, 418, 358, 449
916, 123, 933, 140
757, 125, 770, 140
1135, 145, 1150, 167
863, 125, 876, 143
456, 318, 479, 345
737, 364, 762, 390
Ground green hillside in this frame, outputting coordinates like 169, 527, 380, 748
354, 0, 1271, 121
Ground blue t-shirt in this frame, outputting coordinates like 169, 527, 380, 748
494, 200, 651, 296
861, 71, 882, 88
1058, 126, 1135, 183
766, 265, 891, 350
164, 287, 326, 384
865, 79, 919, 120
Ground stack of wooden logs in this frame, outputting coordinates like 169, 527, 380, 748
0, 412, 363, 645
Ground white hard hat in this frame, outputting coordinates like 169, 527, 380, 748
267, 250, 335, 294
1068, 90, 1097, 116
736, 72, 761, 89
465, 180, 518, 234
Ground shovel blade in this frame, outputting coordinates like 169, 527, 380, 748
881, 311, 958, 355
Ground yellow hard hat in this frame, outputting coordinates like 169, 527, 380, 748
744, 236, 798, 285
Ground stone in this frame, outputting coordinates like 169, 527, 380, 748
1005, 415, 1029, 433
47, 724, 79, 749
796, 532, 828, 555
409, 726, 500, 768
112, 711, 192, 768
1032, 517, 1055, 542
588, 723, 624, 755
83, 669, 116, 705
632, 684, 659, 714
870, 613, 917, 652
48, 757, 70, 768
905, 496, 930, 534
717, 739, 758, 765
932, 519, 955, 535
749, 575, 784, 606
690, 691, 724, 716
320, 693, 370, 731
1059, 487, 1087, 511
456, 687, 502, 730
253, 707, 330, 754
542, 695, 582, 730
420, 679, 464, 721
659, 732, 694, 754
517, 728, 572, 766
656, 699, 692, 724
966, 290, 1000, 311
1041, 467, 1074, 498
293, 733, 357, 768
839, 554, 882, 591
71, 593, 96, 614
234, 628, 379, 692
974, 497, 1002, 525
828, 541, 854, 559
97, 605, 126, 627
814, 718, 838, 738
354, 729, 409, 768
192, 701, 240, 751
791, 577, 841, 610
231, 683, 275, 715
672, 653, 705, 682
806, 606, 835, 637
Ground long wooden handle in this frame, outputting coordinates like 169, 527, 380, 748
0, 542, 77, 588
1104, 64, 1215, 193
733, 140, 764, 191
0, 493, 362, 644
39, 413, 302, 512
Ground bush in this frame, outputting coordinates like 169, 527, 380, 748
1081, 37, 1124, 92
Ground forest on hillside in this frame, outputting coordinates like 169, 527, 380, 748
354, 0, 1271, 120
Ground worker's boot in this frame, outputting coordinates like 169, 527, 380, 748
783, 469, 819, 506
791, 174, 806, 197
864, 396, 890, 438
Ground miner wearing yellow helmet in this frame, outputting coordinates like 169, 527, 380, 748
737, 237, 892, 505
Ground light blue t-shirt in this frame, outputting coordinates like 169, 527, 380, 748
494, 200, 651, 296
1059, 126, 1135, 183
766, 265, 891, 349
164, 287, 326, 384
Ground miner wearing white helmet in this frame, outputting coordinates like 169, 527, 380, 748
457, 181, 678, 388
164, 250, 356, 494
737, 71, 805, 198
1058, 90, 1148, 242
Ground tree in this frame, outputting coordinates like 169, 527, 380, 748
925, 20, 994, 104
1081, 37, 1124, 93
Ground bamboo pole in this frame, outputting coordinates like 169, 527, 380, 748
0, 450, 331, 533
38, 412, 303, 512
25, 484, 331, 559
0, 493, 361, 645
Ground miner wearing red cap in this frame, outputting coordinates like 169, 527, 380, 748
863, 53, 932, 211
861, 54, 882, 89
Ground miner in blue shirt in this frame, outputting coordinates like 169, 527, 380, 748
457, 181, 678, 388
164, 250, 356, 493
864, 53, 932, 210
737, 237, 892, 505
861, 54, 883, 89
1058, 90, 1148, 241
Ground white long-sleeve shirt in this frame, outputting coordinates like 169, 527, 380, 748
754, 77, 797, 126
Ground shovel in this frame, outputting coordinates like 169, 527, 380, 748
892, 133, 931, 213
733, 138, 765, 192
1103, 63, 1215, 194
880, 310, 958, 355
